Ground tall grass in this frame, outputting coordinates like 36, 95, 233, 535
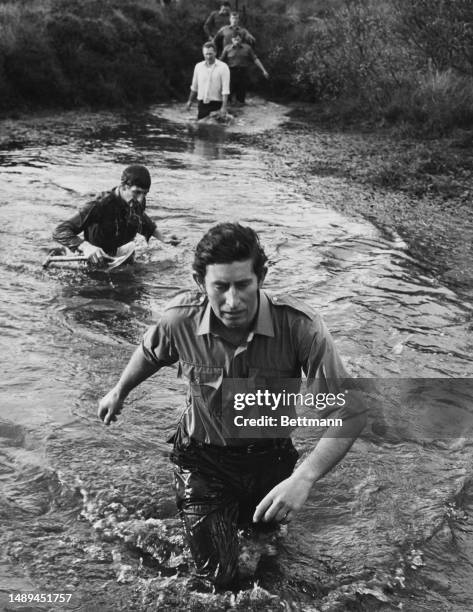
411, 68, 473, 130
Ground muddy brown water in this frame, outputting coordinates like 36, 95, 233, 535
1, 102, 473, 611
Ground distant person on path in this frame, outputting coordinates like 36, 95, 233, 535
214, 12, 255, 55
53, 165, 179, 265
187, 42, 230, 120
98, 222, 366, 590
220, 29, 269, 104
203, 1, 232, 40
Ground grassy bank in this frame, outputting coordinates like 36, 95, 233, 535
253, 117, 473, 291
2, 0, 473, 133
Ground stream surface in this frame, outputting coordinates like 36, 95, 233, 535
1, 101, 473, 611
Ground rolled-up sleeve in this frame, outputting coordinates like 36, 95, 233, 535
296, 315, 347, 384
191, 66, 199, 93
297, 315, 366, 420
142, 319, 179, 368
221, 63, 230, 96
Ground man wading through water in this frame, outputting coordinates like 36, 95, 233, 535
220, 29, 269, 105
187, 42, 230, 121
98, 223, 366, 589
53, 165, 179, 265
214, 11, 255, 55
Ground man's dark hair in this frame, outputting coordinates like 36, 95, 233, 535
121, 165, 151, 190
193, 223, 268, 281
230, 11, 239, 17
220, 1, 231, 7
203, 41, 217, 52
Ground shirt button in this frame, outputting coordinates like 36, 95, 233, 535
273, 297, 278, 302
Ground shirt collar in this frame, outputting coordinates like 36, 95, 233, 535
115, 187, 129, 210
197, 290, 274, 337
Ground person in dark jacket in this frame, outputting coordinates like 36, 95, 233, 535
203, 1, 232, 39
53, 165, 179, 265
220, 29, 269, 104
214, 12, 255, 54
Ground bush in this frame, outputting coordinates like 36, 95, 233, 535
0, 0, 212, 110
2, 8, 69, 106
2, 0, 473, 134
256, 0, 473, 130
395, 0, 473, 76
410, 68, 473, 130
383, 68, 473, 133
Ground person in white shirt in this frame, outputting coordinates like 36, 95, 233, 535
186, 42, 230, 120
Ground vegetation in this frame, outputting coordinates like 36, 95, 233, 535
253, 0, 473, 133
1, 0, 473, 132
0, 0, 211, 111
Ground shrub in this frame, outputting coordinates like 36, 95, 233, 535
2, 0, 473, 134
384, 67, 473, 133
395, 0, 473, 76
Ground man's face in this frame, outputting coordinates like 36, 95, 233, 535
230, 14, 239, 26
219, 4, 230, 15
121, 184, 148, 206
199, 259, 265, 330
203, 46, 216, 64
232, 35, 242, 46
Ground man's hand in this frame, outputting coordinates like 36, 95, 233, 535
253, 473, 312, 524
186, 101, 193, 111
98, 387, 125, 426
253, 411, 367, 523
80, 242, 113, 266
164, 234, 180, 246
217, 107, 230, 122
262, 69, 269, 80
153, 228, 180, 246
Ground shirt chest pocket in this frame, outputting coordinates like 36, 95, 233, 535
248, 368, 300, 394
179, 362, 224, 397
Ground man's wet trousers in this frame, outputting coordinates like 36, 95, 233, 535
171, 437, 299, 589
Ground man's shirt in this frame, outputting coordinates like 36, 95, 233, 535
142, 290, 358, 446
53, 188, 156, 255
214, 25, 255, 50
221, 42, 258, 68
203, 10, 230, 38
190, 59, 230, 102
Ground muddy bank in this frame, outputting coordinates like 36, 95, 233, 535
0, 111, 127, 150
252, 111, 473, 295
